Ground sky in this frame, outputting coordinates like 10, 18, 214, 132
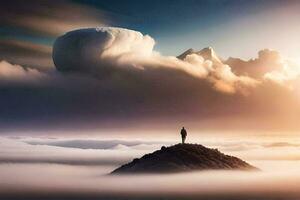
1, 0, 300, 134
2, 0, 300, 59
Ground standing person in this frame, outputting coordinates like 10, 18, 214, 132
180, 127, 187, 144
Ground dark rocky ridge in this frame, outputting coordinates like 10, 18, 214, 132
111, 143, 258, 174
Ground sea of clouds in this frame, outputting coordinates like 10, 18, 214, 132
2, 135, 300, 199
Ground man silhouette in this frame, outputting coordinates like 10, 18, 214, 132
180, 127, 187, 144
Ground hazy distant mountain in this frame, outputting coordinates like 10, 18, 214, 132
177, 48, 197, 60
111, 143, 257, 174
178, 47, 223, 64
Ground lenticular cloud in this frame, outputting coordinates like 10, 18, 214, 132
53, 27, 155, 72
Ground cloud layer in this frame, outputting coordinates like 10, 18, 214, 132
0, 60, 46, 84
0, 27, 300, 131
53, 27, 258, 94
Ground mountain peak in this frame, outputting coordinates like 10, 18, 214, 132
177, 48, 196, 60
185, 48, 196, 53
177, 47, 222, 64
197, 47, 222, 63
198, 46, 214, 55
111, 143, 258, 174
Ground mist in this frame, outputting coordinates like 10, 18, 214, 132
1, 135, 300, 199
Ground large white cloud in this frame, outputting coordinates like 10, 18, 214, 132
98, 27, 155, 60
53, 27, 155, 72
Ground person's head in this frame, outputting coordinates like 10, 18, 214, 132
182, 127, 185, 129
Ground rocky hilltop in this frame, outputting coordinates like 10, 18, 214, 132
111, 143, 258, 174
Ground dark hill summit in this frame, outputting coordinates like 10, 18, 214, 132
111, 143, 258, 174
